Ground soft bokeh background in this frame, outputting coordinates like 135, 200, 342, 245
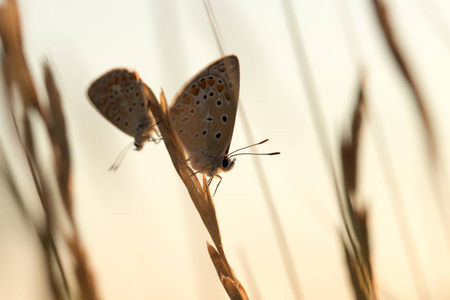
2, 0, 450, 299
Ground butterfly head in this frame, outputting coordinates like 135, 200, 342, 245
134, 139, 145, 151
205, 155, 236, 177
133, 115, 159, 150
220, 155, 236, 172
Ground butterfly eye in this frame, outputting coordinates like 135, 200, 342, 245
221, 157, 229, 168
221, 156, 235, 172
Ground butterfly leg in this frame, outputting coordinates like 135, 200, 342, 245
201, 173, 221, 196
149, 136, 163, 144
192, 163, 210, 177
212, 175, 222, 197
154, 121, 162, 138
203, 175, 215, 195
149, 121, 163, 144
207, 176, 214, 187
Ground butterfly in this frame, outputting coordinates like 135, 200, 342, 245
170, 55, 240, 181
87, 69, 159, 151
170, 55, 278, 189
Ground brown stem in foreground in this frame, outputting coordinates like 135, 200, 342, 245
371, 0, 437, 164
144, 85, 248, 300
340, 75, 377, 300
0, 1, 100, 299
279, 0, 374, 297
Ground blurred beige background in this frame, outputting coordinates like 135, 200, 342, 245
2, 0, 450, 299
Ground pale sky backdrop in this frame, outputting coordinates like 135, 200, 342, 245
2, 0, 450, 299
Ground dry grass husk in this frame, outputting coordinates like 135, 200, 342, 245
143, 85, 249, 300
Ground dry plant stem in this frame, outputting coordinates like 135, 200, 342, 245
207, 243, 248, 300
0, 0, 40, 112
0, 145, 65, 300
1, 2, 68, 297
8, 100, 70, 300
202, 1, 305, 299
371, 3, 450, 245
144, 86, 248, 299
371, 0, 437, 163
340, 78, 377, 300
279, 0, 374, 293
341, 79, 365, 196
371, 1, 447, 297
43, 64, 99, 300
43, 63, 73, 220
336, 3, 435, 298
343, 237, 368, 300
379, 0, 450, 249
1, 1, 99, 299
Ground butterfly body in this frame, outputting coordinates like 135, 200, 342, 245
87, 69, 158, 150
189, 152, 235, 177
170, 55, 240, 176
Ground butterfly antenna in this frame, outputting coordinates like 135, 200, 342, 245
228, 139, 280, 157
109, 142, 134, 171
228, 139, 270, 155
230, 151, 280, 157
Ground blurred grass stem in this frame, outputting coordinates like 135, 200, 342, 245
202, 0, 304, 299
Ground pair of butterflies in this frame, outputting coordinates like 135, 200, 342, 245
88, 55, 276, 178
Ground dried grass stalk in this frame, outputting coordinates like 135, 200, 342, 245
368, 3, 439, 298
371, 0, 437, 164
343, 235, 368, 300
279, 0, 375, 298
144, 85, 249, 300
0, 0, 40, 110
0, 1, 99, 299
340, 75, 377, 300
44, 63, 99, 300
341, 74, 365, 196
43, 63, 73, 219
202, 0, 303, 298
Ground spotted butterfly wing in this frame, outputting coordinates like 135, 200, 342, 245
87, 69, 158, 150
170, 55, 240, 175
